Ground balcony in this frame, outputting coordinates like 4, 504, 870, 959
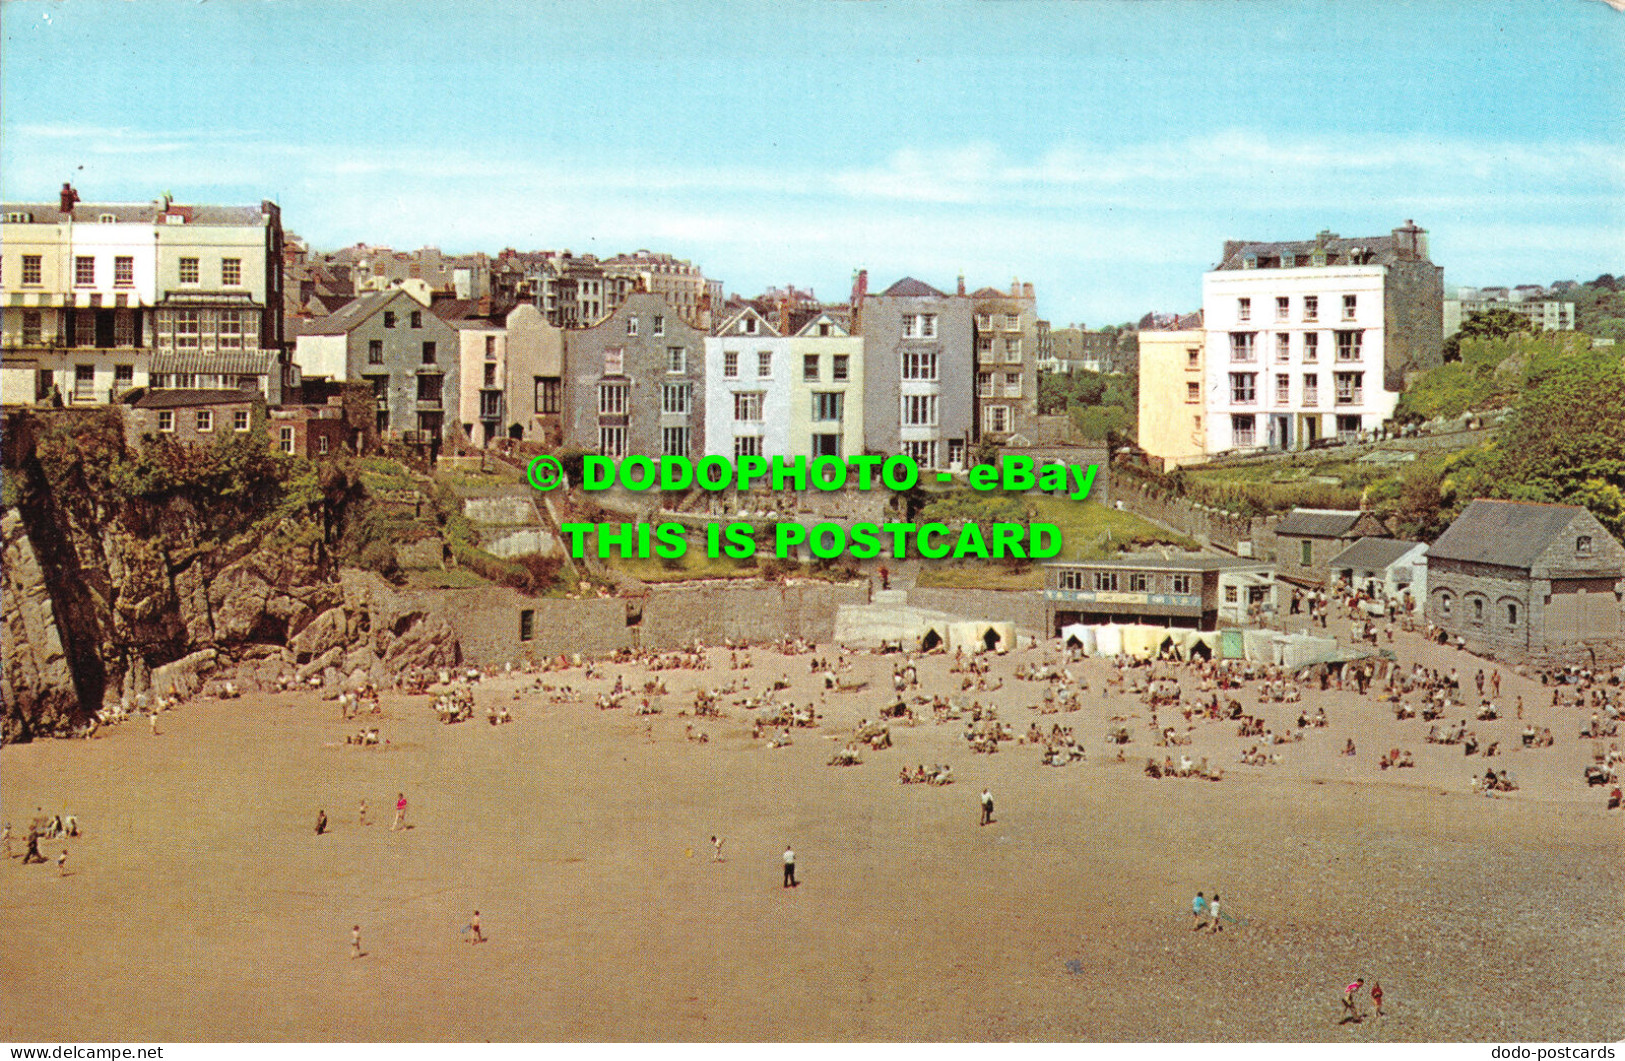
1335, 391, 1363, 407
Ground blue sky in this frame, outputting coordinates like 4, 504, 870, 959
3, 0, 1621, 325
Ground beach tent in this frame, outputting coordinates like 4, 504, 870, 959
1094, 625, 1124, 656
987, 622, 1015, 654
1242, 628, 1278, 663
1182, 632, 1218, 661
1120, 625, 1162, 659
1059, 624, 1095, 654
1280, 634, 1338, 670
916, 622, 949, 652
1219, 629, 1245, 659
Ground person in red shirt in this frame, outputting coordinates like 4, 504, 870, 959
1370, 980, 1384, 1017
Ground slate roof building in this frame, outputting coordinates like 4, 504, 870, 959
1272, 508, 1391, 587
858, 277, 974, 469
1425, 499, 1625, 664
1327, 536, 1429, 603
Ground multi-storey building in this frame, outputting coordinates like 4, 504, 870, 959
1, 188, 284, 406
602, 250, 711, 330
561, 292, 705, 459
703, 306, 863, 461
969, 281, 1040, 442
505, 304, 566, 446
292, 286, 461, 442
1202, 222, 1442, 453
1444, 288, 1576, 334
858, 277, 974, 469
1135, 316, 1207, 469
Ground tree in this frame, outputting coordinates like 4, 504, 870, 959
1458, 308, 1536, 341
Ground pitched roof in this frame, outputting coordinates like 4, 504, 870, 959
1274, 509, 1372, 539
878, 277, 946, 298
1215, 232, 1415, 271
295, 290, 399, 335
1427, 499, 1589, 569
2, 202, 270, 226
1328, 536, 1424, 572
133, 388, 260, 409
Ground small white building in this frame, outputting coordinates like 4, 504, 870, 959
1327, 536, 1429, 605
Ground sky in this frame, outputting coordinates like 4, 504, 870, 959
3, 0, 1622, 326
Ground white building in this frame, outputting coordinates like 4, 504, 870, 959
1202, 223, 1442, 454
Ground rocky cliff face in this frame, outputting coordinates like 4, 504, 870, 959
1, 411, 459, 743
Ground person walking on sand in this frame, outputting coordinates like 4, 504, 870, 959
22, 828, 45, 865
315, 809, 328, 836
2, 822, 12, 859
351, 925, 362, 960
57, 849, 68, 877
782, 845, 797, 888
1208, 893, 1223, 932
1370, 980, 1384, 1017
149, 710, 159, 737
980, 787, 995, 826
1340, 978, 1365, 1024
392, 792, 407, 831
711, 835, 725, 862
469, 910, 485, 944
1191, 891, 1208, 931
358, 799, 367, 826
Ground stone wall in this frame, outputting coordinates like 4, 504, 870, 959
1108, 472, 1273, 557
638, 580, 870, 649
907, 587, 1045, 635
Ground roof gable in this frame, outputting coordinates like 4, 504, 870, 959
717, 306, 780, 337
1430, 499, 1617, 571
878, 277, 946, 298
1274, 508, 1383, 539
794, 313, 847, 338
1328, 536, 1425, 572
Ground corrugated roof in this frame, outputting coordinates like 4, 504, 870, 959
1274, 508, 1368, 539
150, 350, 275, 375
1328, 536, 1424, 572
1427, 499, 1589, 570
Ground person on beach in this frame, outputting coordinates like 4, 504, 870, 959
980, 788, 995, 826
22, 828, 45, 865
149, 710, 159, 737
351, 925, 362, 959
1341, 978, 1365, 1023
358, 799, 367, 826
783, 845, 797, 888
1370, 980, 1384, 1017
392, 792, 407, 831
315, 809, 328, 836
1208, 893, 1223, 932
469, 910, 485, 944
711, 835, 725, 862
57, 849, 69, 876
1, 822, 12, 859
1191, 892, 1208, 931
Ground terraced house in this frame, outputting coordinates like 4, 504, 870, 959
562, 292, 705, 460
1, 186, 285, 406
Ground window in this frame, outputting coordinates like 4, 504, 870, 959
222, 258, 242, 286
520, 609, 535, 643
1171, 574, 1193, 595
653, 315, 664, 337
667, 347, 687, 374
1237, 298, 1251, 322
1093, 571, 1119, 592
421, 341, 436, 365
383, 311, 396, 329
1058, 570, 1083, 591
1005, 371, 1022, 396
22, 310, 42, 344
819, 323, 832, 337
743, 316, 757, 335
1303, 375, 1319, 407
1186, 348, 1200, 369
832, 354, 849, 381
1230, 332, 1255, 362
1506, 602, 1519, 626
733, 392, 763, 421
661, 426, 690, 457
1303, 295, 1319, 322
901, 351, 939, 380
978, 372, 994, 398
115, 364, 134, 386
1004, 338, 1022, 363
627, 316, 639, 336
233, 409, 250, 432
978, 336, 994, 358
1303, 332, 1319, 362
175, 309, 200, 348
1275, 297, 1290, 322
179, 257, 199, 284
812, 392, 843, 421
274, 427, 294, 454
757, 350, 772, 377
158, 411, 175, 433
599, 383, 628, 415
1335, 371, 1363, 406
733, 435, 762, 459
484, 363, 497, 388
1310, 250, 1327, 267
1281, 253, 1296, 268
1276, 374, 1290, 403
1577, 535, 1594, 557
599, 425, 627, 457
604, 347, 624, 376
75, 256, 95, 287
1241, 254, 1257, 270
1439, 593, 1453, 617
217, 310, 243, 350
1229, 373, 1257, 404
368, 340, 384, 364
107, 255, 131, 286
1342, 294, 1357, 321
662, 383, 689, 414
1225, 585, 1239, 603
114, 312, 135, 347
536, 377, 560, 415
416, 375, 443, 403
406, 311, 420, 330
1186, 381, 1201, 404
901, 314, 916, 337
903, 439, 938, 467
723, 351, 739, 378
1232, 414, 1256, 447
1276, 333, 1290, 362
921, 314, 937, 338
903, 394, 938, 426
22, 255, 42, 285
196, 410, 214, 433
1129, 573, 1149, 592
984, 405, 1009, 433
1336, 330, 1362, 361
1336, 414, 1362, 441
1473, 597, 1485, 622
803, 353, 820, 382
1005, 314, 1021, 331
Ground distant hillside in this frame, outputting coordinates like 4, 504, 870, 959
1396, 331, 1595, 422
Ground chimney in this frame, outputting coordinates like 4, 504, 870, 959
59, 182, 80, 214
1392, 220, 1427, 262
851, 269, 868, 334
1023, 282, 1034, 300
778, 297, 791, 336
957, 274, 966, 297
477, 295, 492, 317
1011, 277, 1021, 297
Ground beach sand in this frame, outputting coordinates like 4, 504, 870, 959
2, 625, 1621, 1041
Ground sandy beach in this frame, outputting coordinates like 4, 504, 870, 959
2, 623, 1621, 1042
